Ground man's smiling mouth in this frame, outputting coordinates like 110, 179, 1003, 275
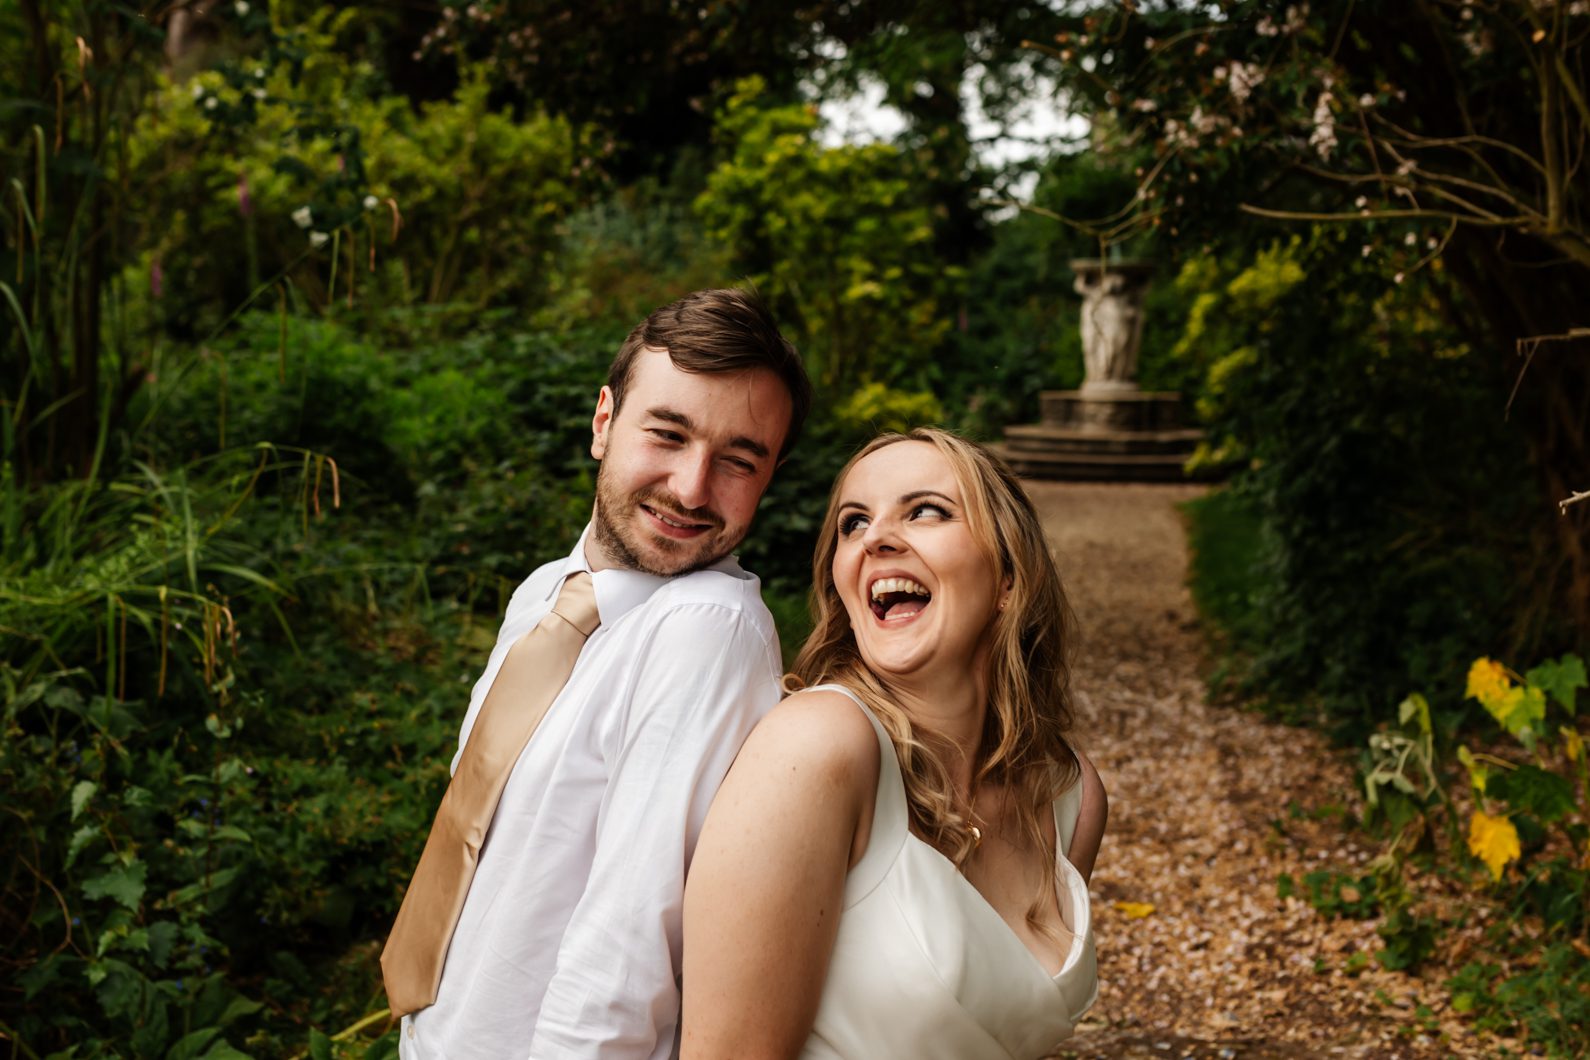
641, 503, 715, 534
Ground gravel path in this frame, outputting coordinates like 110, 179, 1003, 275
1025, 482, 1489, 1060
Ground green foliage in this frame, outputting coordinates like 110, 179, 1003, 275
1349, 654, 1590, 1054
1277, 870, 1380, 919
1172, 233, 1538, 734
1374, 908, 1439, 972
1180, 488, 1266, 657
833, 383, 945, 436
126, 23, 586, 322
1448, 946, 1590, 1058
696, 77, 957, 395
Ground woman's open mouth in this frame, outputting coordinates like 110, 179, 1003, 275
869, 577, 932, 623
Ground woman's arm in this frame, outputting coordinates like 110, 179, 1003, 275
681, 690, 880, 1060
1066, 749, 1108, 883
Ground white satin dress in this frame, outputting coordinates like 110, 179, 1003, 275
799, 685, 1098, 1060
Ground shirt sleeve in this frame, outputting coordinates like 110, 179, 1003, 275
527, 601, 781, 1059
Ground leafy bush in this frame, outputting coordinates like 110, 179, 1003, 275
124, 14, 586, 329
1355, 654, 1588, 1054
1173, 232, 1539, 735
696, 77, 957, 395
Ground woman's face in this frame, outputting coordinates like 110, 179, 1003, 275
830, 441, 1003, 681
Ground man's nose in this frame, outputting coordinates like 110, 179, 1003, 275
669, 452, 712, 512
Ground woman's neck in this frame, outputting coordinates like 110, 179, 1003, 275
883, 669, 987, 793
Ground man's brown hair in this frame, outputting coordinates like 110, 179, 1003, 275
606, 288, 811, 460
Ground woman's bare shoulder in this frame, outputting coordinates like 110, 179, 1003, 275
739, 687, 881, 785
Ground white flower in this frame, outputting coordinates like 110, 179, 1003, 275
1144, 36, 1157, 49
1256, 16, 1279, 36
1361, 244, 1372, 257
191, 81, 206, 100
1404, 232, 1417, 246
292, 205, 313, 228
253, 67, 266, 80
251, 88, 266, 100
1309, 92, 1337, 159
1190, 106, 1220, 135
1359, 93, 1375, 108
363, 195, 379, 210
1355, 195, 1368, 209
235, 0, 250, 14
1393, 272, 1405, 284
1131, 98, 1159, 113
1285, 4, 1309, 33
204, 96, 218, 111
1427, 237, 1438, 249
1161, 118, 1197, 149
309, 230, 330, 248
1228, 62, 1265, 103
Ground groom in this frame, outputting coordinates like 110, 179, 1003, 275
382, 288, 810, 1058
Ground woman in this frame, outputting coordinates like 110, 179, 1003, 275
681, 428, 1106, 1059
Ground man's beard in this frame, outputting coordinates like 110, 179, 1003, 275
590, 466, 737, 577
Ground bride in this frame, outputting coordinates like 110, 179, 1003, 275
681, 427, 1106, 1059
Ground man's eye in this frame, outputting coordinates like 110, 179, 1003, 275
650, 430, 684, 443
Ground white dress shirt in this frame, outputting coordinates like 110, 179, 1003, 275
400, 526, 782, 1059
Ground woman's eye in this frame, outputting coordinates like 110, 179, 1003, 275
909, 503, 949, 520
838, 513, 869, 535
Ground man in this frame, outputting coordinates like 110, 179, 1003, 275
383, 289, 811, 1058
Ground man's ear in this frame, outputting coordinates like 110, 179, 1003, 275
590, 386, 615, 461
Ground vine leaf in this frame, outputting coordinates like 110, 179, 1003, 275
1525, 655, 1586, 715
1466, 810, 1520, 882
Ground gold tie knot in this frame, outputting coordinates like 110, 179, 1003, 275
550, 571, 600, 638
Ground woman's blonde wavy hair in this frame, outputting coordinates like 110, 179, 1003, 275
787, 428, 1080, 918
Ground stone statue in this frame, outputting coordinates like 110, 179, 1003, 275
1071, 261, 1153, 393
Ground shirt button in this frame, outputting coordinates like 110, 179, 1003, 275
406, 1022, 415, 1038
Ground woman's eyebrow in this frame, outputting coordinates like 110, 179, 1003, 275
899, 490, 956, 506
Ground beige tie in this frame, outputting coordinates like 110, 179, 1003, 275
381, 571, 600, 1017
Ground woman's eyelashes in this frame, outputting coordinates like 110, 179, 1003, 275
838, 502, 953, 537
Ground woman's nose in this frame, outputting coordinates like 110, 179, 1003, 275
862, 519, 902, 554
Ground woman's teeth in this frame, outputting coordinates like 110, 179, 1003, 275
870, 577, 930, 601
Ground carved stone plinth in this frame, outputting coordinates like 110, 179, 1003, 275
995, 260, 1213, 482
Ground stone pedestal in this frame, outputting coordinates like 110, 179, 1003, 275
995, 260, 1210, 482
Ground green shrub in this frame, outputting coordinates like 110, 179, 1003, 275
696, 77, 957, 395
1172, 232, 1538, 736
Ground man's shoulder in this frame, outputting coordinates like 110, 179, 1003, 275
651, 562, 766, 612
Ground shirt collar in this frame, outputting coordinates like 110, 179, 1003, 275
545, 524, 749, 627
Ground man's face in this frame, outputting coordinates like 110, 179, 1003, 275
588, 347, 792, 576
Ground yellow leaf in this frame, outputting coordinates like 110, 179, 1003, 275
1467, 809, 1521, 881
1465, 657, 1511, 710
1563, 726, 1584, 763
1113, 901, 1156, 919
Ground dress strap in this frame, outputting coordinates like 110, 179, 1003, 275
802, 683, 909, 907
1054, 774, 1084, 858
